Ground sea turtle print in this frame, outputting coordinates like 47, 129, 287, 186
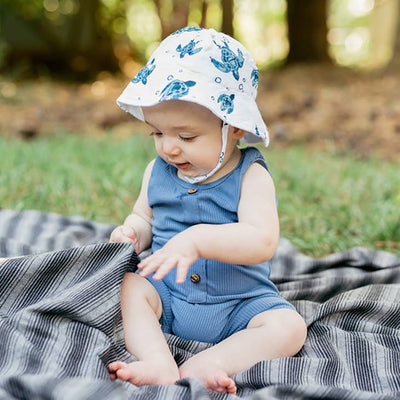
172, 27, 202, 35
210, 40, 244, 81
132, 59, 155, 85
159, 79, 196, 101
251, 68, 259, 88
217, 94, 235, 114
176, 40, 203, 58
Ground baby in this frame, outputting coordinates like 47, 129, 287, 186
108, 27, 306, 394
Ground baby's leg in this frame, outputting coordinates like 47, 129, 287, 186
179, 309, 306, 394
109, 272, 179, 386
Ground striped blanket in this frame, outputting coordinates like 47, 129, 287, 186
0, 209, 399, 399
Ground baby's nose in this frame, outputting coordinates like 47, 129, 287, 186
163, 139, 180, 155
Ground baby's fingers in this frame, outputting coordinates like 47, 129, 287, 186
122, 226, 137, 241
175, 259, 191, 284
152, 257, 179, 281
109, 226, 132, 244
138, 253, 176, 280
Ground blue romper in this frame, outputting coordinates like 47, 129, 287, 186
147, 147, 295, 344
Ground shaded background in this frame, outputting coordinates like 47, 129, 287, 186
1, 0, 399, 74
0, 0, 399, 256
0, 0, 399, 160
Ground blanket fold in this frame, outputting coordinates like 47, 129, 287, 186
0, 209, 399, 399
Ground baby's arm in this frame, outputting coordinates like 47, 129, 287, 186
138, 162, 279, 282
110, 160, 154, 253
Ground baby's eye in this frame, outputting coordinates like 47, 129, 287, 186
179, 135, 196, 142
150, 131, 163, 138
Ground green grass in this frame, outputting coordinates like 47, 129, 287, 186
0, 133, 156, 223
267, 146, 400, 256
1, 133, 399, 257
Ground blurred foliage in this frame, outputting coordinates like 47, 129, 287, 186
329, 0, 399, 69
234, 0, 288, 68
0, 0, 121, 78
0, 0, 398, 78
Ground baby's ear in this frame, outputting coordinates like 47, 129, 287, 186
231, 127, 247, 140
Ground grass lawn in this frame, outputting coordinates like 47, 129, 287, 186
1, 133, 399, 257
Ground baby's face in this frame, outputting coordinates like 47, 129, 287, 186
143, 100, 236, 182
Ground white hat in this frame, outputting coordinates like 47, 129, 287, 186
117, 26, 269, 147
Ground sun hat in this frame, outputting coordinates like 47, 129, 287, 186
116, 26, 269, 183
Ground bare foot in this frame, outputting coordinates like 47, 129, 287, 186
109, 360, 179, 386
179, 357, 237, 395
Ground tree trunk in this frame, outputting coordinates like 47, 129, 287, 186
387, 0, 400, 69
155, 0, 191, 39
286, 0, 330, 64
68, 0, 99, 51
199, 0, 208, 28
172, 0, 191, 33
153, 0, 164, 37
0, 0, 118, 78
221, 0, 234, 37
62, 0, 118, 74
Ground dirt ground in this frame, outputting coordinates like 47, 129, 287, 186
1, 63, 399, 163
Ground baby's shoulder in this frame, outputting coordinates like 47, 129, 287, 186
240, 153, 274, 194
242, 161, 271, 183
239, 147, 269, 174
142, 158, 157, 184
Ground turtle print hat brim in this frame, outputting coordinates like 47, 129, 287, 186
117, 26, 269, 146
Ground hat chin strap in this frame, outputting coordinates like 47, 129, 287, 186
182, 122, 229, 184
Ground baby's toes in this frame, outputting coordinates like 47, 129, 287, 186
214, 373, 237, 395
109, 361, 127, 373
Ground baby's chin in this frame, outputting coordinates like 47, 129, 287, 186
177, 169, 208, 181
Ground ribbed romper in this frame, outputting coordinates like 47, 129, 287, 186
147, 146, 294, 343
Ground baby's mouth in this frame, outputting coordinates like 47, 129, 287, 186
173, 162, 191, 170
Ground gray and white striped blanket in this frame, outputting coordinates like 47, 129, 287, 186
0, 209, 399, 399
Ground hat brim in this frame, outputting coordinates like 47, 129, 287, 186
117, 80, 269, 147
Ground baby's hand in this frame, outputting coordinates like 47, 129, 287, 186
138, 233, 199, 283
109, 225, 139, 252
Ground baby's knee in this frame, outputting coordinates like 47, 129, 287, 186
121, 272, 162, 314
249, 309, 307, 355
122, 271, 148, 291
282, 310, 307, 353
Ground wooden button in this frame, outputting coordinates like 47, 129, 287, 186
188, 188, 198, 194
190, 273, 201, 284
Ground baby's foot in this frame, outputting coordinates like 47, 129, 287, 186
109, 360, 179, 386
179, 357, 237, 395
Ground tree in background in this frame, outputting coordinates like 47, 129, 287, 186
286, 0, 330, 63
0, 0, 236, 77
0, 0, 121, 77
221, 0, 234, 37
0, 0, 399, 77
152, 0, 233, 38
388, 0, 400, 69
154, 0, 191, 38
126, 0, 327, 65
